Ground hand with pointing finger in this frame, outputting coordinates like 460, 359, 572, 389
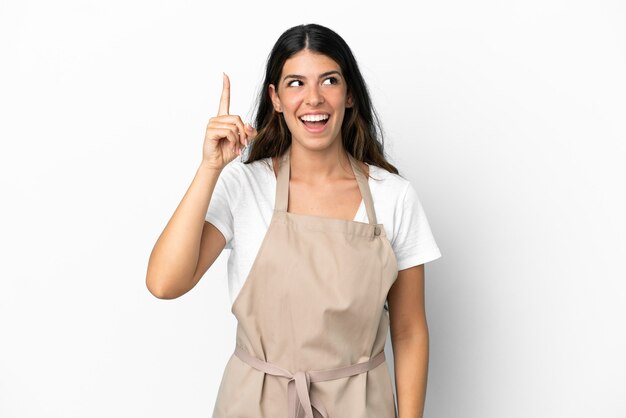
202, 73, 257, 170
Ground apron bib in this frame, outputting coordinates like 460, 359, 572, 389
212, 145, 399, 418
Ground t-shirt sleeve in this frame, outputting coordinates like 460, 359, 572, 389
204, 161, 240, 250
391, 181, 442, 270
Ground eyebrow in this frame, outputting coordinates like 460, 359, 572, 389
282, 70, 342, 82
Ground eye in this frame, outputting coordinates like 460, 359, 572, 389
288, 79, 303, 87
322, 77, 339, 85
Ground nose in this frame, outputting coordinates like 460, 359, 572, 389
305, 84, 324, 106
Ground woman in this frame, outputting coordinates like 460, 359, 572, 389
146, 23, 441, 418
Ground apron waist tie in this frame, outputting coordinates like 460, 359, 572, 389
234, 346, 386, 418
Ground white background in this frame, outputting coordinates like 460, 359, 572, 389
1, 0, 625, 417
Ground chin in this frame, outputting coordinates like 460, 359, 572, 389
292, 134, 342, 152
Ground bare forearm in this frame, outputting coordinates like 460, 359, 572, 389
392, 332, 429, 418
146, 161, 222, 298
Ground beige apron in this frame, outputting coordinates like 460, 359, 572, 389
212, 145, 399, 418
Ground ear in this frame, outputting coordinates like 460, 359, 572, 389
346, 91, 354, 108
269, 84, 283, 113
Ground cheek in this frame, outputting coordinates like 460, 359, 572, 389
279, 92, 302, 111
334, 91, 348, 104
280, 97, 301, 125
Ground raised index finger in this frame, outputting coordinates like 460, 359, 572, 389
218, 72, 230, 116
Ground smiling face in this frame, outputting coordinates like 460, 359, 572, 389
269, 49, 353, 151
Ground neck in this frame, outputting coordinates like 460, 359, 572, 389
288, 141, 353, 184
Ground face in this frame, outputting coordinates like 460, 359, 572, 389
269, 49, 353, 150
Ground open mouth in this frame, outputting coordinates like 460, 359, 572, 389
299, 113, 330, 132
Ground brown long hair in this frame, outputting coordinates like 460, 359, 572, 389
243, 23, 400, 177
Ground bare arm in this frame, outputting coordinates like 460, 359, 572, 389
145, 73, 256, 299
145, 163, 226, 299
388, 264, 429, 418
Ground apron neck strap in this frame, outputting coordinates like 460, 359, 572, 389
274, 145, 378, 225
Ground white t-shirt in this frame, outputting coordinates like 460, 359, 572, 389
205, 154, 442, 307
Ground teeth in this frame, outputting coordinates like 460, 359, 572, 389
300, 114, 329, 122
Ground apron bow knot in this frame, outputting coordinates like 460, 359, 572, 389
289, 370, 328, 418
234, 346, 386, 418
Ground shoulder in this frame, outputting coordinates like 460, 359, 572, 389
366, 163, 412, 202
216, 156, 275, 206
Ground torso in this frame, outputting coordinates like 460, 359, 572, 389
212, 146, 399, 417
